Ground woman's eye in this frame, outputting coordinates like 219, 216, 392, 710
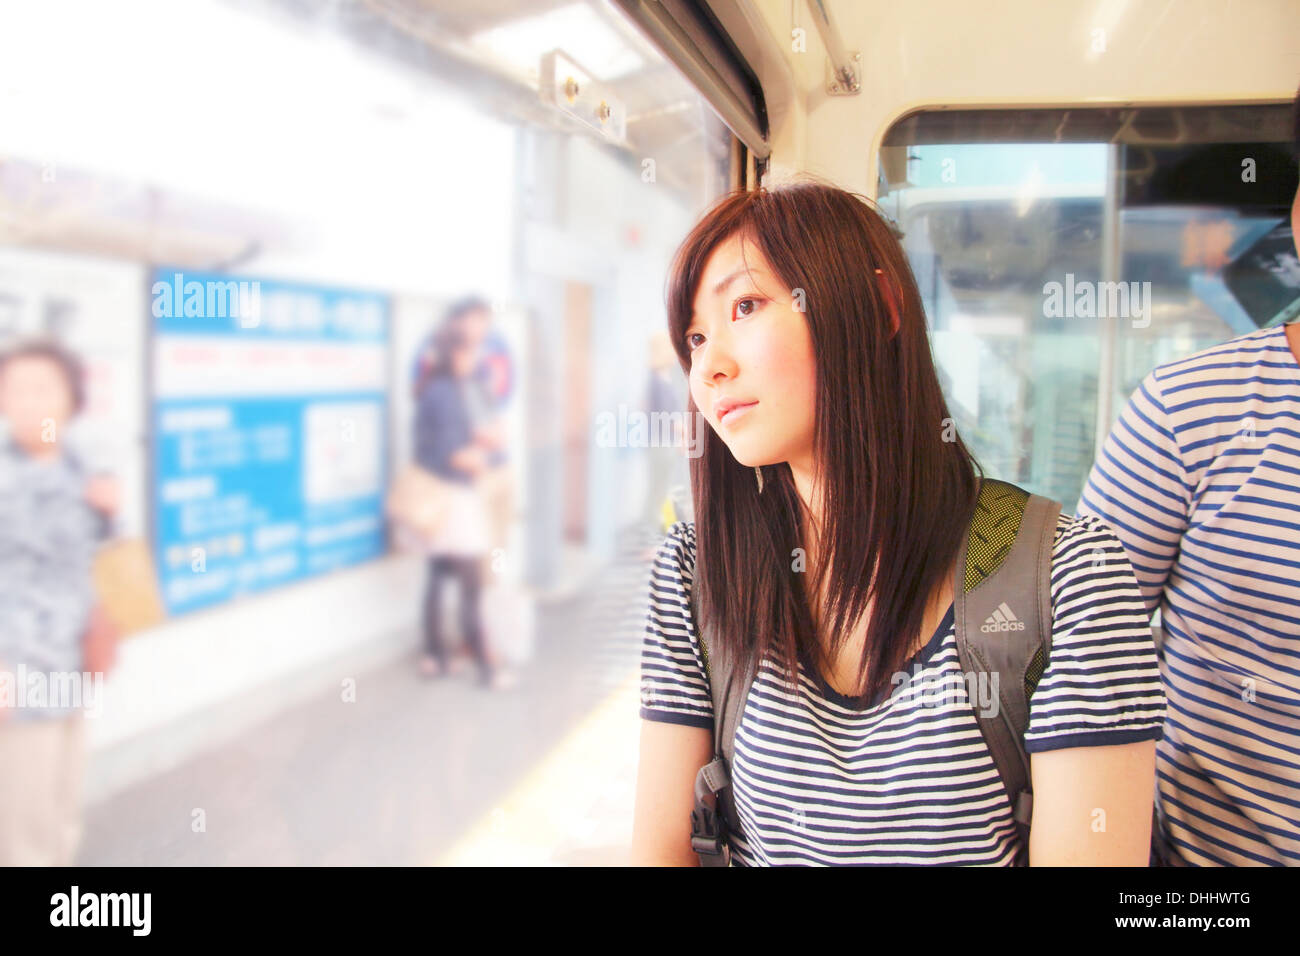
734, 296, 762, 318
685, 332, 705, 351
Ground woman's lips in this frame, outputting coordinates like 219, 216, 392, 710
718, 401, 758, 425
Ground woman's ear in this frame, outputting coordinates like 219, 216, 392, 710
874, 268, 901, 337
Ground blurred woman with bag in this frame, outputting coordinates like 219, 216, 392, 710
411, 325, 515, 691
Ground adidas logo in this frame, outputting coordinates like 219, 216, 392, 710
980, 602, 1025, 633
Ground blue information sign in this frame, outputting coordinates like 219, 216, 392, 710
150, 269, 389, 614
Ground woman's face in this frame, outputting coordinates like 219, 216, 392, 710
684, 233, 818, 472
0, 355, 74, 452
457, 308, 491, 349
450, 345, 475, 377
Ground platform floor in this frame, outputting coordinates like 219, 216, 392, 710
75, 529, 661, 866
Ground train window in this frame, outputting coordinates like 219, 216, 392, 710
0, 0, 734, 864
0, 0, 732, 593
879, 104, 1299, 508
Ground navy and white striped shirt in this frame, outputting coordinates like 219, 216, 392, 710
1079, 322, 1300, 867
640, 512, 1166, 865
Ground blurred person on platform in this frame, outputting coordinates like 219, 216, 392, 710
414, 296, 514, 555
415, 297, 525, 667
0, 339, 118, 866
413, 322, 516, 691
643, 330, 690, 541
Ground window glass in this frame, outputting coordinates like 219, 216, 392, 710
879, 105, 1298, 508
0, 0, 732, 601
0, 0, 733, 864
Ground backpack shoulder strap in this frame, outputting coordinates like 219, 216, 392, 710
953, 477, 1060, 865
689, 578, 756, 867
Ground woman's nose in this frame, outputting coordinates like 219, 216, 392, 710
696, 339, 738, 386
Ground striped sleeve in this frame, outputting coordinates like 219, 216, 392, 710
639, 521, 714, 730
1077, 370, 1191, 618
1022, 513, 1168, 753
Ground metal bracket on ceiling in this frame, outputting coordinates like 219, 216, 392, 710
826, 51, 860, 96
805, 0, 859, 96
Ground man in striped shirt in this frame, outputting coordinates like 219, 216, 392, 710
1078, 103, 1300, 865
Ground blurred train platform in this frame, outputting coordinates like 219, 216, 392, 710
73, 526, 663, 866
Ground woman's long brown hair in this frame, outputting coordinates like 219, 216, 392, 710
666, 179, 982, 704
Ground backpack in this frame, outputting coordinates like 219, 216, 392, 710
687, 477, 1170, 866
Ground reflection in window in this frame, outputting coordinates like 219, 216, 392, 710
880, 106, 1298, 509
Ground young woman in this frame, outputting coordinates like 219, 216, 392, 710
413, 324, 514, 691
631, 181, 1168, 866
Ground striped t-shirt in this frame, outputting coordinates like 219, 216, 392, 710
640, 512, 1167, 865
1078, 322, 1300, 867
